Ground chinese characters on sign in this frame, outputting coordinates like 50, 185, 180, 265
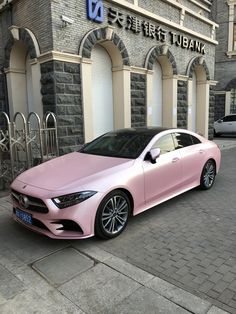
108, 8, 167, 43
86, 4, 206, 55
108, 7, 206, 55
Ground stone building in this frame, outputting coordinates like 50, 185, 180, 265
212, 0, 236, 120
0, 0, 218, 155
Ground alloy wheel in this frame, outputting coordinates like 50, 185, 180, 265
201, 160, 216, 189
101, 195, 129, 235
95, 190, 131, 239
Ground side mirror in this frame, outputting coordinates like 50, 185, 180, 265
149, 148, 161, 163
217, 119, 223, 123
79, 142, 90, 152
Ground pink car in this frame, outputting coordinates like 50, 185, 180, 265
11, 128, 221, 239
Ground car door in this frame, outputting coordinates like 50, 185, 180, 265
142, 133, 182, 207
216, 115, 234, 134
173, 132, 205, 186
231, 115, 236, 133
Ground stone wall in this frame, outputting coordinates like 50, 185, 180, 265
177, 80, 188, 128
0, 74, 7, 113
131, 73, 146, 128
214, 94, 225, 120
49, 0, 215, 79
213, 0, 236, 91
40, 60, 84, 155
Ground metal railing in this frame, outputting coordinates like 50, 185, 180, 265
0, 111, 59, 188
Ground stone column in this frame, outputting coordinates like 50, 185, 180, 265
0, 74, 7, 113
131, 73, 146, 128
208, 86, 215, 140
214, 93, 226, 120
40, 60, 84, 155
177, 80, 188, 129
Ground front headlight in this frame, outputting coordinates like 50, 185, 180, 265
52, 191, 97, 209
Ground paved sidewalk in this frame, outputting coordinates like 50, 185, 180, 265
0, 196, 230, 314
213, 137, 236, 150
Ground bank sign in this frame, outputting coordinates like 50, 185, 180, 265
86, 0, 206, 55
87, 0, 104, 23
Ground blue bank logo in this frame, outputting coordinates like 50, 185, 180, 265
87, 0, 104, 23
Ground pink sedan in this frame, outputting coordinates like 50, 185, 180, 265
11, 128, 221, 239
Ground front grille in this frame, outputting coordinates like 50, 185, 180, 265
11, 189, 49, 213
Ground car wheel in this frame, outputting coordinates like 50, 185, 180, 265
200, 160, 216, 190
95, 190, 131, 239
214, 129, 221, 137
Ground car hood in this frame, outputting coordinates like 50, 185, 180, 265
15, 152, 135, 192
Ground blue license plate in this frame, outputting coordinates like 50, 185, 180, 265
15, 208, 32, 225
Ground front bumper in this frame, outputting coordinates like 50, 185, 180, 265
11, 184, 103, 239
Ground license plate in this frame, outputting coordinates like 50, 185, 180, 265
15, 208, 32, 225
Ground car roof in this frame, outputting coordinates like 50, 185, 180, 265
112, 127, 170, 136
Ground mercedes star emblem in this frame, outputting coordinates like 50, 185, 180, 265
19, 194, 29, 209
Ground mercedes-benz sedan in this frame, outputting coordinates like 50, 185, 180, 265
11, 128, 221, 239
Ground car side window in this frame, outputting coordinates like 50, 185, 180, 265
232, 115, 236, 121
173, 132, 194, 149
152, 134, 175, 155
222, 115, 235, 122
222, 116, 229, 122
191, 135, 201, 144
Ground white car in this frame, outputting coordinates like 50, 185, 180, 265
214, 114, 236, 136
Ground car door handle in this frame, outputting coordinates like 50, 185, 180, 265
199, 149, 204, 154
172, 157, 180, 163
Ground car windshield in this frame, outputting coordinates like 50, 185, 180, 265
80, 130, 157, 159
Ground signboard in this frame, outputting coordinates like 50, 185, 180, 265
87, 0, 104, 23
86, 2, 206, 55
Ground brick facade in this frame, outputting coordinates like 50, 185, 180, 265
131, 73, 146, 128
212, 0, 236, 116
0, 0, 217, 153
177, 81, 188, 129
41, 60, 83, 155
214, 94, 226, 121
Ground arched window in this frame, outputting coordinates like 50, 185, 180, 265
91, 44, 114, 138
152, 61, 163, 126
6, 40, 42, 119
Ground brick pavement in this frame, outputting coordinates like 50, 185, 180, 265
91, 147, 236, 313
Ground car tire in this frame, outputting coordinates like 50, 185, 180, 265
200, 159, 216, 190
95, 190, 131, 239
214, 129, 220, 137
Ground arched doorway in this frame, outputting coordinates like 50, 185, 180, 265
5, 28, 42, 119
80, 26, 131, 142
91, 44, 114, 138
187, 57, 211, 137
145, 46, 178, 128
